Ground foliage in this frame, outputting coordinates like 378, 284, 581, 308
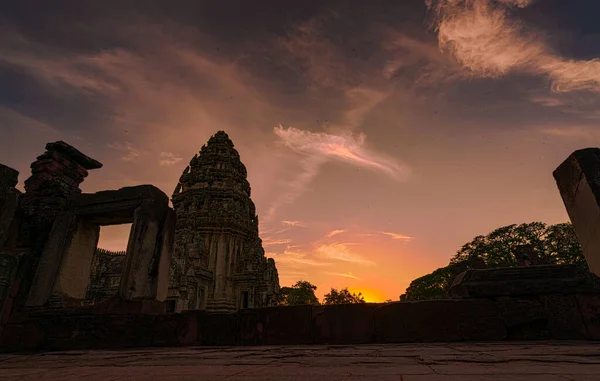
279, 280, 320, 306
403, 265, 457, 301
323, 287, 366, 305
404, 222, 586, 301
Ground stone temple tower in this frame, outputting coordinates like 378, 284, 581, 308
169, 131, 280, 312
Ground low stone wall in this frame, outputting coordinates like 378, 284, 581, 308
2, 293, 600, 352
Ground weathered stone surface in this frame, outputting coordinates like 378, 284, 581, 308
576, 294, 600, 339
238, 308, 259, 345
498, 297, 550, 340
41, 314, 155, 350
201, 312, 237, 345
374, 300, 506, 342
0, 250, 27, 323
554, 148, 600, 276
19, 141, 102, 256
90, 295, 166, 315
541, 294, 588, 339
69, 185, 169, 225
5, 342, 600, 380
53, 219, 100, 301
448, 264, 600, 298
312, 303, 375, 344
152, 311, 199, 346
169, 131, 279, 312
0, 164, 20, 248
257, 305, 313, 345
25, 212, 77, 307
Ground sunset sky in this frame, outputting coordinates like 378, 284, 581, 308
1, 0, 600, 302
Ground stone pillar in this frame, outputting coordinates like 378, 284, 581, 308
25, 212, 77, 306
119, 201, 162, 300
0, 164, 20, 248
52, 218, 100, 301
154, 209, 175, 302
554, 148, 600, 276
214, 233, 227, 298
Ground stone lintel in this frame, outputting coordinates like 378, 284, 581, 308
44, 141, 103, 170
70, 185, 169, 210
69, 185, 169, 224
553, 148, 600, 275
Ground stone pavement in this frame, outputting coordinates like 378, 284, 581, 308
1, 342, 600, 380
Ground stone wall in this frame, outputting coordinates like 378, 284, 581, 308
2, 292, 600, 352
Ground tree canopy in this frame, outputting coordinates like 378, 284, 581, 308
403, 222, 586, 301
323, 287, 366, 305
279, 280, 320, 306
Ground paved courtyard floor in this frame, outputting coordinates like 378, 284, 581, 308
1, 342, 599, 380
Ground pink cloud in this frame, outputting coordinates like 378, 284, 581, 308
326, 229, 346, 239
380, 232, 415, 242
427, 0, 600, 93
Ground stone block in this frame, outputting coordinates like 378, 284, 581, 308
312, 303, 375, 344
53, 218, 100, 300
119, 200, 162, 301
541, 294, 588, 339
42, 314, 154, 350
0, 170, 20, 247
152, 312, 200, 346
0, 163, 18, 189
575, 294, 600, 340
498, 297, 550, 340
69, 185, 169, 225
554, 148, 600, 276
26, 213, 77, 307
201, 312, 237, 345
238, 308, 259, 345
155, 209, 175, 302
374, 300, 506, 343
91, 295, 166, 314
0, 319, 44, 352
448, 264, 600, 298
256, 305, 313, 345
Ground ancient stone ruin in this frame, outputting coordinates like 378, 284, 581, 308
169, 131, 279, 312
2, 142, 600, 352
82, 131, 280, 311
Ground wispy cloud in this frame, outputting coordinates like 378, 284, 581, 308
326, 229, 346, 239
541, 126, 600, 141
107, 142, 143, 162
159, 152, 182, 166
427, 0, 600, 93
268, 249, 331, 267
282, 220, 307, 228
274, 126, 410, 179
380, 232, 415, 242
262, 238, 293, 246
326, 272, 361, 280
316, 243, 375, 266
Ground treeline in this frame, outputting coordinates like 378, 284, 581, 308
277, 280, 389, 305
402, 222, 586, 301
95, 248, 126, 256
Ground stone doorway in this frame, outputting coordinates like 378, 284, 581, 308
85, 224, 131, 305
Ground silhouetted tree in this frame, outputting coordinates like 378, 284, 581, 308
279, 280, 320, 306
323, 287, 365, 304
404, 222, 586, 301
